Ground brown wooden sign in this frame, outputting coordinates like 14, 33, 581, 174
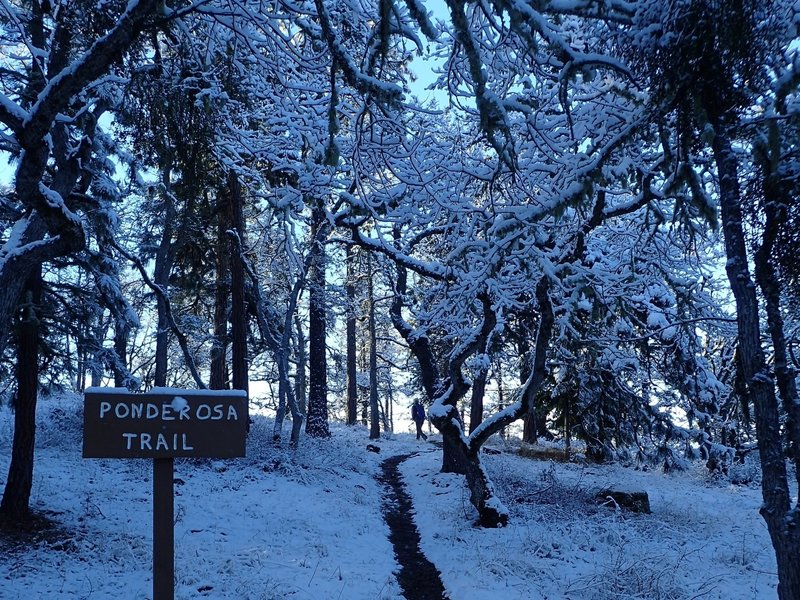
83, 388, 248, 459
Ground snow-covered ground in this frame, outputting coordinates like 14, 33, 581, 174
0, 393, 782, 599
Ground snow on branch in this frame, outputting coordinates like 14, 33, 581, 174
445, 0, 514, 165
313, 0, 404, 106
403, 0, 439, 41
38, 182, 82, 228
0, 0, 49, 89
342, 222, 451, 281
468, 399, 524, 448
542, 0, 635, 24
0, 93, 27, 134
0, 232, 62, 267
578, 316, 738, 345
23, 0, 162, 141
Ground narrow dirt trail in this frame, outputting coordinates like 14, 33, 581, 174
377, 453, 448, 600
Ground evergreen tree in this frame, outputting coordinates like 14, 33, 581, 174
623, 1, 800, 595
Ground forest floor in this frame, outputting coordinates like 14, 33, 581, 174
0, 393, 787, 599
0, 450, 451, 599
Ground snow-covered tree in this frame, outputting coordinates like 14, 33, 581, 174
619, 1, 800, 595
0, 0, 198, 521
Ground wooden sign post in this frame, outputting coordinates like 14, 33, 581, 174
83, 388, 248, 600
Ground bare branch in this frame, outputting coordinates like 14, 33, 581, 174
111, 241, 207, 390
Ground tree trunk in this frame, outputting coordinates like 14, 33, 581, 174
390, 265, 522, 524
385, 223, 561, 526
1, 266, 42, 521
153, 299, 170, 388
368, 264, 380, 439
436, 281, 553, 524
76, 339, 86, 393
383, 375, 394, 432
495, 359, 506, 439
346, 243, 358, 425
268, 321, 304, 445
275, 307, 304, 445
228, 170, 248, 397
306, 201, 330, 437
468, 370, 487, 435
357, 300, 369, 427
435, 420, 508, 527
293, 315, 307, 417
712, 123, 800, 600
273, 395, 286, 441
389, 263, 440, 401
273, 346, 304, 445
519, 342, 550, 442
519, 337, 536, 444
753, 157, 800, 495
113, 320, 129, 388
286, 316, 308, 446
210, 186, 230, 390
237, 239, 304, 446
516, 316, 547, 444
153, 168, 177, 389
390, 261, 454, 466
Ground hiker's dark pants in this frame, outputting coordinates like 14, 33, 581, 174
415, 420, 427, 440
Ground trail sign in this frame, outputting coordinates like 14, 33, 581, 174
83, 388, 248, 458
83, 387, 248, 600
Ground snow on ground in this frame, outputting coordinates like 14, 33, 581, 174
403, 447, 778, 600
1, 394, 406, 600
0, 393, 782, 599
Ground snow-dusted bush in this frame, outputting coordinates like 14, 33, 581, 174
726, 454, 762, 487
566, 547, 689, 600
34, 393, 84, 449
485, 453, 596, 518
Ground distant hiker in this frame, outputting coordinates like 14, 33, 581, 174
412, 400, 427, 441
